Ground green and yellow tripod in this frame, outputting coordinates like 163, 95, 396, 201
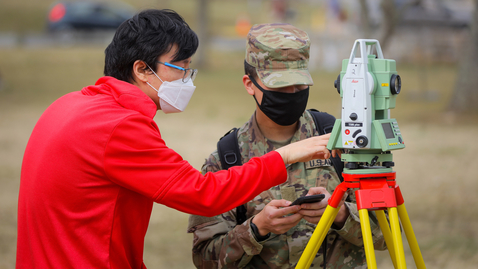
296, 171, 426, 269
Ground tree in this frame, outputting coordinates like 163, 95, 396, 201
359, 0, 420, 50
449, 0, 478, 114
195, 0, 210, 68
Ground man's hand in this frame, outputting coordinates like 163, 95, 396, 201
251, 199, 302, 236
298, 187, 349, 228
275, 134, 331, 165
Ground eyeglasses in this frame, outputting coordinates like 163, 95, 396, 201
157, 61, 198, 83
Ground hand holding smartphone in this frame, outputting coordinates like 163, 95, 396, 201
290, 194, 325, 206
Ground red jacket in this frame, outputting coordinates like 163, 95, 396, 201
16, 76, 287, 268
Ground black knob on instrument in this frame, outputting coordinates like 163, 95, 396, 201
356, 136, 368, 148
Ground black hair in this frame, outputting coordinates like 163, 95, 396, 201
104, 9, 198, 83
244, 60, 258, 79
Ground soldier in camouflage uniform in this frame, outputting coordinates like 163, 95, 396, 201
188, 23, 386, 268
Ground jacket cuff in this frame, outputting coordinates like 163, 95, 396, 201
260, 151, 287, 187
233, 218, 267, 256
330, 202, 359, 237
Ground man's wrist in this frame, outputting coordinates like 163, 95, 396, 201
274, 148, 288, 165
332, 204, 350, 229
250, 219, 270, 242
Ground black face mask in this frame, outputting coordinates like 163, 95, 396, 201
250, 75, 309, 126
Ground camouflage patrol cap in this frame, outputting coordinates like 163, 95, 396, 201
245, 23, 313, 88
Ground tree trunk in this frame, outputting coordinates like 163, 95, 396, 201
360, 0, 413, 50
379, 0, 419, 51
359, 0, 372, 38
449, 0, 478, 113
195, 0, 209, 68
379, 0, 397, 50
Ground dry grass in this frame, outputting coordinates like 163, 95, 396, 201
1, 44, 478, 269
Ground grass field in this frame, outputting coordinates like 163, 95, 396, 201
1, 44, 477, 268
1, 0, 478, 268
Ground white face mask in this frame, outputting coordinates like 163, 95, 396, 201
146, 67, 196, 114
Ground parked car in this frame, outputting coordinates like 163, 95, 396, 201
396, 0, 471, 28
47, 1, 135, 32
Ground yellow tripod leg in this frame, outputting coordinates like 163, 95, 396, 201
376, 210, 398, 269
397, 204, 427, 269
296, 205, 340, 269
389, 207, 407, 268
359, 209, 377, 269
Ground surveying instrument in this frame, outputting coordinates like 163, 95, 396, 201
296, 39, 426, 269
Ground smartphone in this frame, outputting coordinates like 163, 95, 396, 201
290, 194, 325, 206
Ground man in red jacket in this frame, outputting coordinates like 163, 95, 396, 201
16, 9, 332, 269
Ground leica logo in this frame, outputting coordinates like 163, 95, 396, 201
352, 79, 359, 83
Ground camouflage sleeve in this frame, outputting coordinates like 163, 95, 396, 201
188, 151, 267, 268
189, 214, 270, 268
200, 150, 222, 174
329, 191, 387, 250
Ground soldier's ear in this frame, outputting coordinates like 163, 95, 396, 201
243, 75, 255, 96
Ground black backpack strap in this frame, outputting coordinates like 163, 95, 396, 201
308, 109, 344, 182
217, 128, 248, 225
308, 109, 336, 136
217, 128, 242, 170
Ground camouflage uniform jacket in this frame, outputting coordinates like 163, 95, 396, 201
188, 111, 386, 268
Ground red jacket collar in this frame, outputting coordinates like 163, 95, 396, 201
81, 76, 157, 118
